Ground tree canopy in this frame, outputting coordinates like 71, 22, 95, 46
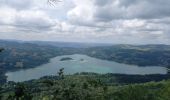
0, 48, 4, 52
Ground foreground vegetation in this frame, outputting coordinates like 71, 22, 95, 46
0, 72, 170, 100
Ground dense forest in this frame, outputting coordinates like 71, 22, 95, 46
84, 45, 170, 67
0, 72, 170, 100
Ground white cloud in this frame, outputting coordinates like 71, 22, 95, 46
0, 6, 16, 24
122, 19, 145, 28
0, 0, 170, 44
67, 0, 94, 26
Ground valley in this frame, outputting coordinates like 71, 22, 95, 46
1, 40, 170, 100
1, 40, 170, 84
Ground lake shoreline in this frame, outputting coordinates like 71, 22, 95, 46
5, 54, 168, 82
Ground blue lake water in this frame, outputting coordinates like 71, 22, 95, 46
5, 54, 168, 82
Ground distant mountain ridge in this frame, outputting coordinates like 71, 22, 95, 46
0, 39, 112, 48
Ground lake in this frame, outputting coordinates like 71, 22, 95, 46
5, 54, 168, 82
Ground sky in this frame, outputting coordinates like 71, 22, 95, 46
0, 0, 170, 44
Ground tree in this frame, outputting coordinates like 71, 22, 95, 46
14, 83, 25, 100
0, 48, 4, 52
58, 68, 64, 79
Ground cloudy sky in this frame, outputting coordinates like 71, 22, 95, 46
0, 0, 170, 44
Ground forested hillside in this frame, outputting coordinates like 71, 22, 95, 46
0, 73, 170, 100
84, 45, 170, 67
0, 40, 79, 84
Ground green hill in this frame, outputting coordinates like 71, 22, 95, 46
0, 73, 170, 100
